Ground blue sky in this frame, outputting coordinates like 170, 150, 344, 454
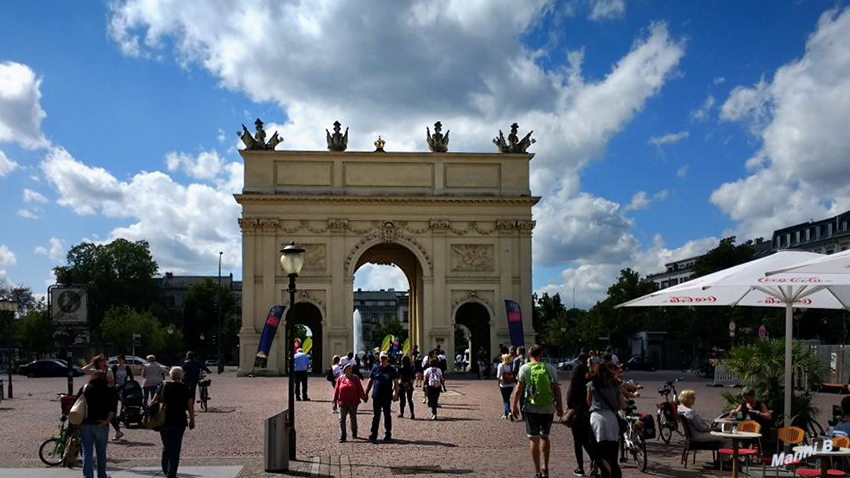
1, 0, 849, 307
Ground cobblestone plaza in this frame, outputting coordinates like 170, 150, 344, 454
2, 371, 842, 477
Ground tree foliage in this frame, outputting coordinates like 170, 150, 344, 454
691, 236, 755, 278
370, 319, 407, 349
181, 279, 239, 354
0, 285, 40, 317
53, 239, 160, 333
101, 306, 168, 353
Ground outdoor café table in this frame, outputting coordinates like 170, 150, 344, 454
792, 445, 850, 478
711, 430, 762, 478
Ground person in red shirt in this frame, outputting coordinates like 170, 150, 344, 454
333, 363, 367, 442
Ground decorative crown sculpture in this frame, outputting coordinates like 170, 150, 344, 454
426, 121, 450, 153
238, 118, 283, 150
326, 120, 349, 152
374, 136, 386, 152
493, 123, 535, 153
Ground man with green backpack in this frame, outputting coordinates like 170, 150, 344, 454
511, 345, 564, 478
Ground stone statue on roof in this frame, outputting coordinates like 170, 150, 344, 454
238, 118, 283, 150
493, 123, 535, 153
326, 121, 349, 151
426, 121, 450, 153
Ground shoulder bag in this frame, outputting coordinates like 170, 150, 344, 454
143, 383, 168, 430
67, 385, 88, 426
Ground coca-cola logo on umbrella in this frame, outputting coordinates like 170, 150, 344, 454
665, 296, 717, 304
761, 297, 813, 305
757, 276, 826, 284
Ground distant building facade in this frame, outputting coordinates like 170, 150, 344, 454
771, 210, 850, 254
647, 256, 700, 290
354, 288, 409, 349
159, 272, 243, 321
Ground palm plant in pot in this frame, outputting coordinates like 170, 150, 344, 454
721, 339, 824, 430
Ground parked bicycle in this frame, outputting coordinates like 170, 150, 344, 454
656, 376, 685, 443
620, 399, 653, 472
198, 373, 211, 412
39, 393, 79, 466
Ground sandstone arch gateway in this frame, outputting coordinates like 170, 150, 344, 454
235, 131, 538, 375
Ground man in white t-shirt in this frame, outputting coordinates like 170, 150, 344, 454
606, 346, 619, 365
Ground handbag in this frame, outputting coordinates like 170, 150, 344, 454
143, 384, 167, 430
67, 385, 88, 426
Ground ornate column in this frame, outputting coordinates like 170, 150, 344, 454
237, 218, 259, 375
518, 220, 536, 345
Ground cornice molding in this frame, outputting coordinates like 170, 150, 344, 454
234, 194, 540, 206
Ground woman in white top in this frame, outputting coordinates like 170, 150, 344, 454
141, 355, 167, 407
496, 354, 516, 420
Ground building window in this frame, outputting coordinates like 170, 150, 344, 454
829, 223, 834, 236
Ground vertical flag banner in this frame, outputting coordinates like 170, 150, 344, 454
402, 338, 411, 356
302, 337, 313, 355
381, 335, 394, 353
254, 305, 286, 368
504, 300, 525, 348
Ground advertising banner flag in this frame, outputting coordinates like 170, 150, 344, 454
381, 335, 395, 353
504, 300, 525, 347
402, 338, 411, 356
254, 305, 286, 368
302, 337, 313, 355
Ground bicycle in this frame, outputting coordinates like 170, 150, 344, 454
656, 376, 684, 443
620, 400, 650, 472
198, 374, 211, 412
39, 393, 79, 466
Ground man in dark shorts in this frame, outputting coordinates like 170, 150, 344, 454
365, 352, 399, 442
511, 345, 563, 478
181, 351, 210, 402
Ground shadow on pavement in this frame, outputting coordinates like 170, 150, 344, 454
390, 438, 459, 447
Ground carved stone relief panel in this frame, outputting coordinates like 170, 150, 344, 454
450, 244, 495, 272
303, 244, 327, 270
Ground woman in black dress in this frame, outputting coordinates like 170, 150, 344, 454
398, 355, 415, 419
151, 366, 195, 478
567, 359, 594, 477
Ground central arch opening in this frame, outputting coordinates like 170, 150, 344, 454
353, 243, 424, 362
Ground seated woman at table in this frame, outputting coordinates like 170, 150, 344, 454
678, 389, 726, 444
833, 396, 850, 437
729, 387, 771, 431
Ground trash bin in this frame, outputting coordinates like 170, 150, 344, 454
264, 409, 290, 471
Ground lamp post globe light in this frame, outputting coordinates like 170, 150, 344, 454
280, 240, 305, 459
167, 325, 174, 364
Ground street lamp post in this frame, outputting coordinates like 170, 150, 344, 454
0, 299, 17, 399
217, 251, 223, 374
280, 241, 305, 460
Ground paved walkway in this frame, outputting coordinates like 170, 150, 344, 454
2, 370, 841, 477
0, 466, 243, 477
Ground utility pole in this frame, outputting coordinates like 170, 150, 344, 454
572, 287, 576, 310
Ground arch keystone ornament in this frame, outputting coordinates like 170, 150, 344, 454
235, 122, 539, 375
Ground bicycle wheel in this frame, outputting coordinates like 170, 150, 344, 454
632, 433, 648, 472
39, 438, 64, 466
658, 414, 672, 443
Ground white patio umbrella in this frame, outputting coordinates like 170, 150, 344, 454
618, 250, 850, 425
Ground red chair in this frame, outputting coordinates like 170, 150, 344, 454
719, 421, 762, 478
762, 427, 806, 477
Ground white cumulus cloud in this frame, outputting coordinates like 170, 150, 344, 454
0, 62, 49, 149
17, 209, 38, 220
0, 149, 19, 177
589, 0, 626, 21
0, 245, 16, 267
165, 150, 224, 181
34, 237, 64, 261
713, 7, 850, 239
22, 188, 47, 204
354, 264, 410, 292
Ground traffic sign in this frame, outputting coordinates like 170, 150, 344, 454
50, 287, 88, 325
132, 333, 142, 348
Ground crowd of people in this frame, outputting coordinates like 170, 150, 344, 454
73, 351, 207, 478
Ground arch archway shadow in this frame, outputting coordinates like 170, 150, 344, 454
293, 302, 323, 374
454, 302, 491, 377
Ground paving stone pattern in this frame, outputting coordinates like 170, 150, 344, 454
0, 370, 842, 477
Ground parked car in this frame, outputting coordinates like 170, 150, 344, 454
622, 356, 657, 372
558, 357, 581, 371
204, 359, 218, 368
106, 355, 146, 375
18, 359, 83, 378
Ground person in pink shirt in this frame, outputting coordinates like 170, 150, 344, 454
333, 363, 367, 442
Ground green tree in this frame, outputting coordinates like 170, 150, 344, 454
0, 284, 39, 317
585, 268, 659, 351
691, 236, 755, 278
13, 306, 56, 355
101, 306, 168, 353
294, 324, 310, 345
181, 279, 238, 354
53, 239, 160, 333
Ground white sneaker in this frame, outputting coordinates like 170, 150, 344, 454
112, 431, 124, 441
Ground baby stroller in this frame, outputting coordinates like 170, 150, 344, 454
120, 379, 145, 427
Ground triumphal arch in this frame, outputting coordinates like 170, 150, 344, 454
235, 120, 538, 375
